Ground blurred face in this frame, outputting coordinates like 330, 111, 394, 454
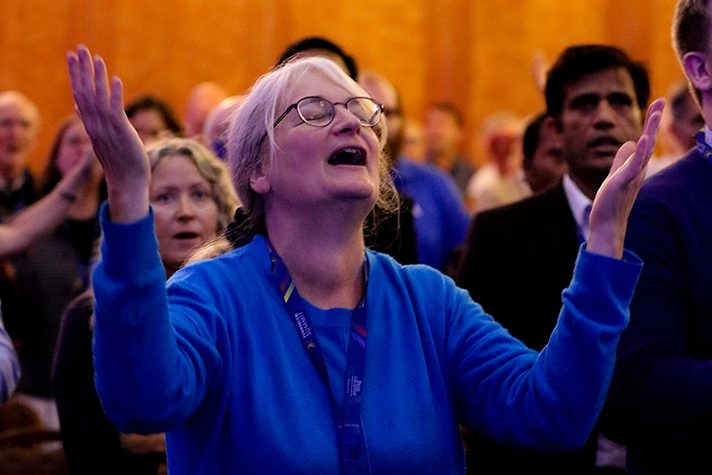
402, 120, 426, 162
255, 70, 381, 213
56, 120, 103, 186
360, 76, 403, 161
0, 100, 38, 179
488, 128, 522, 166
425, 108, 461, 155
130, 109, 171, 145
204, 98, 243, 159
525, 125, 566, 194
670, 92, 703, 150
56, 121, 93, 175
150, 154, 219, 269
559, 67, 642, 188
184, 84, 226, 138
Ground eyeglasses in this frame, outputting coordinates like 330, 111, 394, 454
273, 96, 383, 129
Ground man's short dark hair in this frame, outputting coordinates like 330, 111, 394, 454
276, 36, 358, 80
522, 112, 548, 167
673, 0, 711, 102
673, 0, 711, 59
544, 44, 650, 118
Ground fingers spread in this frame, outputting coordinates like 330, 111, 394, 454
644, 98, 666, 135
610, 99, 664, 184
640, 99, 664, 158
66, 52, 82, 107
76, 46, 95, 99
612, 141, 636, 174
111, 77, 124, 116
93, 55, 110, 113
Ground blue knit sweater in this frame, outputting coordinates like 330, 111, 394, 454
92, 205, 641, 474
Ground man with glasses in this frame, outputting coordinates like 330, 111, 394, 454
456, 44, 650, 475
0, 91, 40, 219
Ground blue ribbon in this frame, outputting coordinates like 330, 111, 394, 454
266, 240, 369, 474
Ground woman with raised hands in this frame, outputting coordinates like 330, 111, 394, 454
67, 44, 663, 475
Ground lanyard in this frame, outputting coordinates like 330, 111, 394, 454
266, 240, 369, 475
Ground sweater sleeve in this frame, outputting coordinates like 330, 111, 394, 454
450, 245, 641, 451
92, 204, 220, 434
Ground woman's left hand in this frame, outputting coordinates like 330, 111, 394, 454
587, 98, 665, 259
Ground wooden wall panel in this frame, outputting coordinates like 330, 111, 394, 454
0, 0, 680, 175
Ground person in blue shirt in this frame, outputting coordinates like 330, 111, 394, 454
67, 44, 662, 474
360, 70, 469, 272
0, 309, 19, 403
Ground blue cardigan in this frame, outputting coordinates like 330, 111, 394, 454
92, 205, 641, 474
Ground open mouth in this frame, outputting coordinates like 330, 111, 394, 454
588, 137, 622, 158
174, 232, 200, 240
327, 147, 367, 166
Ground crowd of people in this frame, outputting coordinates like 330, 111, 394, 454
0, 1, 709, 474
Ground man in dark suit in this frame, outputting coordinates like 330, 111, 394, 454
455, 44, 650, 474
602, 2, 712, 473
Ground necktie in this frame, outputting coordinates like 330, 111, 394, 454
582, 204, 592, 241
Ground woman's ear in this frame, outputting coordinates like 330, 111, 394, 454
249, 166, 271, 194
683, 52, 712, 93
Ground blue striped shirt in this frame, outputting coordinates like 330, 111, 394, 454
0, 309, 20, 402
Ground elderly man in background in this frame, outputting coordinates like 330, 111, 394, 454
0, 91, 40, 218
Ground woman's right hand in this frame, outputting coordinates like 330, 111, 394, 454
587, 98, 665, 259
55, 149, 95, 199
67, 45, 150, 223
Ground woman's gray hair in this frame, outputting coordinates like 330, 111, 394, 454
146, 137, 239, 232
226, 56, 397, 237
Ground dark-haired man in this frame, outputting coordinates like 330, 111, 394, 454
522, 112, 567, 194
276, 36, 359, 80
456, 44, 650, 474
602, 2, 712, 473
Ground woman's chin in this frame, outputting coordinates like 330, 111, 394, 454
332, 184, 378, 205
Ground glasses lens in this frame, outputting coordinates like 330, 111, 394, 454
297, 97, 334, 126
348, 98, 382, 126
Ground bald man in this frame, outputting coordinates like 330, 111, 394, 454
0, 91, 40, 217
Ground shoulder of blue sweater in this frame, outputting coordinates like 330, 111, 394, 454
366, 248, 458, 290
170, 234, 269, 286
